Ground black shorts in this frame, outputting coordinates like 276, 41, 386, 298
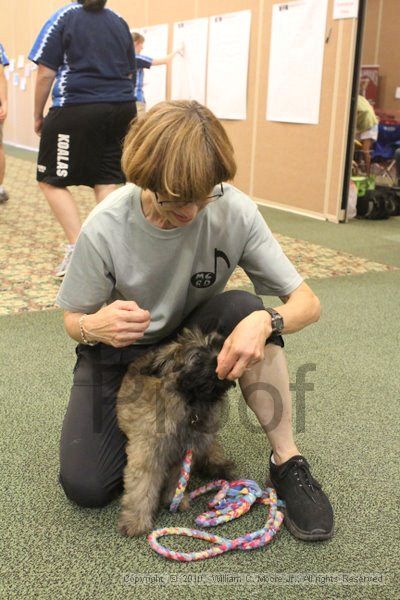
36, 102, 137, 187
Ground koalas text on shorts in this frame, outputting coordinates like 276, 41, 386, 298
57, 134, 70, 177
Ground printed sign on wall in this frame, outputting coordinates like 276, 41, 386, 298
333, 0, 359, 20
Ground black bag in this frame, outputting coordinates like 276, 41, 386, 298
356, 188, 391, 220
389, 188, 400, 216
375, 185, 400, 217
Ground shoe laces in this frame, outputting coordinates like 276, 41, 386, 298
280, 459, 321, 503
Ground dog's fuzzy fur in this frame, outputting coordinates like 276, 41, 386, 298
116, 327, 236, 537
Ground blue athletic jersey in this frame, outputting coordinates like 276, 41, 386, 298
0, 43, 9, 66
134, 54, 152, 103
29, 3, 135, 107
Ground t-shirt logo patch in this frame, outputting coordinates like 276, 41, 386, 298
191, 248, 230, 288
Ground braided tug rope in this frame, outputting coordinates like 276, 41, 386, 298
148, 449, 285, 561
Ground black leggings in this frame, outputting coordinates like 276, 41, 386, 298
59, 290, 283, 507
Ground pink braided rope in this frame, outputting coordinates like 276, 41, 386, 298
169, 449, 193, 513
148, 449, 284, 561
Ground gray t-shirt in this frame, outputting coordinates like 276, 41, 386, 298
56, 183, 303, 343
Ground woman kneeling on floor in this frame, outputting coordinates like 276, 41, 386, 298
56, 99, 334, 542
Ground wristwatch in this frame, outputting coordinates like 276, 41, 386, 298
265, 307, 284, 334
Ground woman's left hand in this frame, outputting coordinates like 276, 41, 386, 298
215, 311, 272, 381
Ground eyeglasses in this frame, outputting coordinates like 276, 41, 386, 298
154, 183, 224, 207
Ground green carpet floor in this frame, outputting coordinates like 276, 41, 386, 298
1, 187, 399, 598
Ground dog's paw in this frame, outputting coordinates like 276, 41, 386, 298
177, 493, 191, 512
117, 513, 154, 537
161, 490, 191, 510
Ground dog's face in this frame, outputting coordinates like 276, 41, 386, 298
175, 330, 235, 405
142, 328, 235, 405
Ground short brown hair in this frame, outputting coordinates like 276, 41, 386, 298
122, 100, 237, 201
131, 32, 145, 44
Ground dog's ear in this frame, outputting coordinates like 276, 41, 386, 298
139, 355, 168, 376
139, 360, 163, 377
176, 350, 235, 404
177, 368, 234, 405
139, 341, 181, 377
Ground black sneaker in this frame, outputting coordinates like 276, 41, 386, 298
269, 453, 334, 541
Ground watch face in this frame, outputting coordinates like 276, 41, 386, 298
266, 308, 284, 333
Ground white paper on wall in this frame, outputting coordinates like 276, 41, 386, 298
8, 59, 15, 72
13, 73, 19, 86
171, 18, 208, 103
206, 10, 252, 120
266, 0, 328, 124
24, 64, 31, 78
20, 76, 27, 91
17, 55, 24, 69
333, 0, 359, 19
134, 24, 169, 109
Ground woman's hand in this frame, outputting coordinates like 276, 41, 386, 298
83, 300, 151, 348
215, 311, 271, 381
34, 115, 44, 135
0, 102, 7, 122
33, 65, 56, 136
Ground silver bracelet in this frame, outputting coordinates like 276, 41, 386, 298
79, 314, 98, 346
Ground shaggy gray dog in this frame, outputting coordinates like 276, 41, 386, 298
116, 328, 235, 536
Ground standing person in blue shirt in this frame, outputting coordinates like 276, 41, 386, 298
0, 43, 9, 204
132, 32, 181, 114
29, 0, 137, 277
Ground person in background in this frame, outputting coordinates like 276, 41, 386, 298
131, 32, 181, 113
29, 0, 136, 277
0, 42, 9, 204
356, 95, 379, 176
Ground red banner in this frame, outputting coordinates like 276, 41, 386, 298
360, 65, 379, 107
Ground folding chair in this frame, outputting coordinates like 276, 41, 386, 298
371, 123, 400, 185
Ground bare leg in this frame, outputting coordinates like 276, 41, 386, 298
240, 344, 334, 541
94, 184, 118, 204
361, 138, 372, 176
39, 182, 81, 244
0, 144, 5, 184
239, 344, 299, 466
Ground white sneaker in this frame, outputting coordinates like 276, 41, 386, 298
54, 244, 75, 278
0, 189, 9, 203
